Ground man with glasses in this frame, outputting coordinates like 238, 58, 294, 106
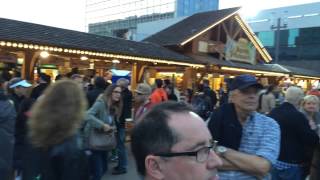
131, 101, 222, 180
208, 74, 281, 180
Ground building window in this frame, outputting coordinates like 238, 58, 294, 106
288, 29, 299, 47
257, 31, 275, 47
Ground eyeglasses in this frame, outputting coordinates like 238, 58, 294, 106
154, 140, 218, 163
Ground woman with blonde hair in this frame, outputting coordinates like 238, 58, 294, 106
27, 79, 89, 180
85, 84, 123, 180
301, 95, 320, 180
301, 95, 320, 130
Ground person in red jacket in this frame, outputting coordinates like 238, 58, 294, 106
150, 79, 168, 105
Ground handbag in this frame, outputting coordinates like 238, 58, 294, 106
88, 126, 117, 151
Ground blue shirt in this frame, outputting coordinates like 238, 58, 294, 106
219, 112, 280, 180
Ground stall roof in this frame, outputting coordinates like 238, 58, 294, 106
279, 65, 320, 78
0, 18, 198, 66
189, 54, 320, 78
143, 7, 240, 46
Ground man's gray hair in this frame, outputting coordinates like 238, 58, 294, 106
285, 86, 304, 107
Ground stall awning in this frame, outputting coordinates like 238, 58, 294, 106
0, 18, 203, 67
189, 54, 320, 79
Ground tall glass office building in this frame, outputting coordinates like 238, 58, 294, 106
86, 0, 219, 39
246, 2, 320, 71
256, 27, 320, 61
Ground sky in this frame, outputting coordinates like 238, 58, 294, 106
0, 0, 319, 32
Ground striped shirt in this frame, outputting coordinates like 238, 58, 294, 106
219, 112, 281, 180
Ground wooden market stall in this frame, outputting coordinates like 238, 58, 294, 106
0, 17, 203, 90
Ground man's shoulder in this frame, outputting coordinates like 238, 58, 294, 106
214, 103, 234, 112
272, 103, 303, 118
253, 112, 280, 129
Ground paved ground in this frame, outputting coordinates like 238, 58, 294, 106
102, 143, 140, 180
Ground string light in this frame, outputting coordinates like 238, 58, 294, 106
0, 40, 204, 67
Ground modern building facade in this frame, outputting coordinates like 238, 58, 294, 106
86, 0, 219, 39
176, 0, 219, 17
246, 2, 320, 70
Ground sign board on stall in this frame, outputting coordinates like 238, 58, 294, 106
225, 36, 256, 65
198, 41, 208, 53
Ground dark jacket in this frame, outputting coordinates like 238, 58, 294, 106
86, 87, 104, 108
9, 93, 24, 112
0, 93, 16, 179
118, 88, 132, 128
23, 135, 89, 180
208, 103, 242, 150
310, 145, 320, 180
168, 94, 178, 101
12, 97, 34, 170
203, 86, 217, 109
15, 98, 34, 146
269, 102, 319, 164
31, 83, 49, 100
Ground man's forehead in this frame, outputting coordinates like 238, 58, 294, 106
168, 111, 202, 125
168, 112, 211, 150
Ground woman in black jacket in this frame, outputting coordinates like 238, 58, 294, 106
26, 80, 89, 180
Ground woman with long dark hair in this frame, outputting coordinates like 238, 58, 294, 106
85, 84, 123, 180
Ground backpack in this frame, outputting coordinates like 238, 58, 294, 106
191, 94, 212, 120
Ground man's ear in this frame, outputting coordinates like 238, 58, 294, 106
145, 155, 165, 180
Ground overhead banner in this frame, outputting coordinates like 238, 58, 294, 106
225, 36, 256, 64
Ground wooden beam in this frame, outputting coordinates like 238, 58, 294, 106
232, 27, 242, 39
217, 24, 221, 42
222, 22, 231, 37
219, 51, 225, 60
229, 18, 235, 35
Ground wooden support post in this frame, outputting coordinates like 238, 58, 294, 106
307, 80, 312, 91
182, 67, 196, 90
131, 63, 138, 91
137, 65, 147, 83
22, 51, 39, 81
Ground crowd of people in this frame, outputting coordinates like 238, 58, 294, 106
0, 71, 319, 180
